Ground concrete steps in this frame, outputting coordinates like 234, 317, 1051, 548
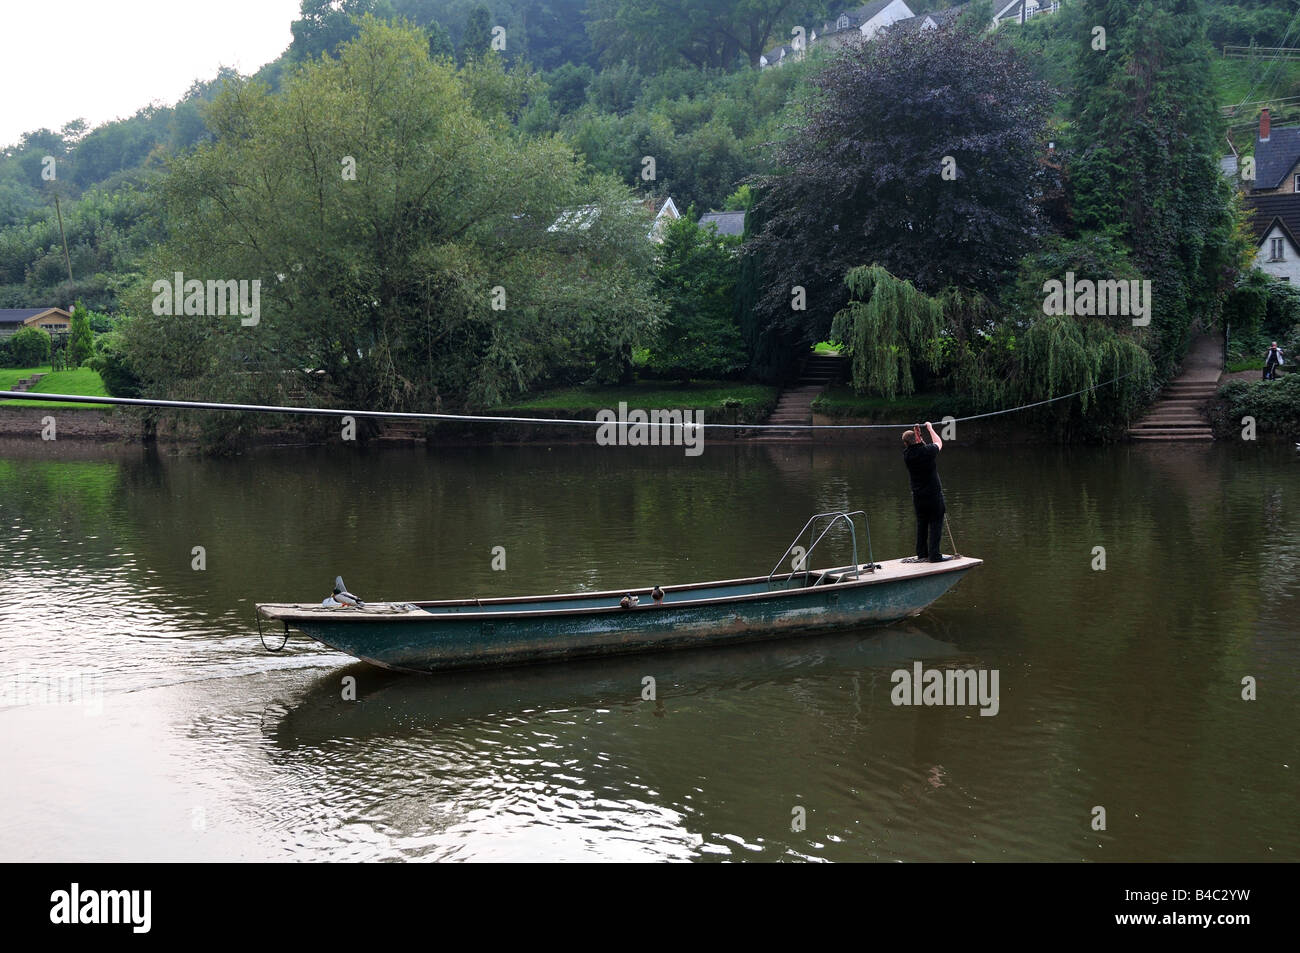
1126, 337, 1220, 442
754, 355, 845, 442
9, 373, 46, 393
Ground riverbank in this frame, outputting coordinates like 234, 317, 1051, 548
10, 377, 1294, 447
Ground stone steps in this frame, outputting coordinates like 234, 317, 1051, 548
1126, 335, 1222, 441
754, 354, 845, 442
9, 372, 46, 393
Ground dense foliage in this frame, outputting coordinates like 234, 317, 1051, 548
649, 214, 747, 379
122, 20, 662, 416
1211, 372, 1300, 436
746, 23, 1054, 370
0, 0, 1284, 444
1069, 0, 1237, 376
7, 326, 50, 367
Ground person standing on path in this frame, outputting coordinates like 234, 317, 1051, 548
902, 422, 952, 563
1263, 342, 1283, 380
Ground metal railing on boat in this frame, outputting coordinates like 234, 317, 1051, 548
768, 511, 875, 589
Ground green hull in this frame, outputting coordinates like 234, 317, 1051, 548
258, 557, 981, 673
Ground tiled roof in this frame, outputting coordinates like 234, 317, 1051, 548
1244, 192, 1300, 246
1254, 127, 1300, 190
848, 1, 895, 21
699, 211, 746, 236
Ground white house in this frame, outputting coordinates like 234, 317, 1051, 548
1245, 194, 1300, 283
762, 1, 917, 67
992, 1, 1061, 28
547, 196, 680, 244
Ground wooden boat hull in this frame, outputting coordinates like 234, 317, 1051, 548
257, 556, 981, 673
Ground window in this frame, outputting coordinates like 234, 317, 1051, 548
837, 15, 849, 29
1294, 173, 1300, 192
1271, 237, 1285, 261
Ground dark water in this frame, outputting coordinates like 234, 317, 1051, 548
0, 438, 1296, 861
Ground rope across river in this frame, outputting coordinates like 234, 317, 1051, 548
0, 369, 1138, 431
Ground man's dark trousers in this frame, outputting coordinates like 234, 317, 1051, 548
914, 490, 946, 562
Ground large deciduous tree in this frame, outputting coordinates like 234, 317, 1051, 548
125, 19, 661, 418
744, 24, 1054, 371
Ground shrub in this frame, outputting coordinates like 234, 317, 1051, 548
9, 326, 51, 367
88, 332, 142, 397
1211, 374, 1300, 439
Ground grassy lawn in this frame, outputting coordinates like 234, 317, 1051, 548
812, 384, 948, 419
812, 342, 842, 356
0, 366, 112, 408
496, 380, 780, 423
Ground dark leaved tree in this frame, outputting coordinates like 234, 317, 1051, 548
746, 23, 1054, 365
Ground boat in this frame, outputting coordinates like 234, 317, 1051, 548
255, 511, 981, 673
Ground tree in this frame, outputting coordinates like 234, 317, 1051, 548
460, 5, 494, 62
68, 301, 94, 367
747, 24, 1054, 360
427, 19, 454, 59
1069, 0, 1236, 374
830, 266, 945, 400
649, 214, 747, 379
125, 19, 662, 417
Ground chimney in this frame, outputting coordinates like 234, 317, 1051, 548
1261, 107, 1271, 142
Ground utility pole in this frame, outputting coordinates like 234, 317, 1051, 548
54, 192, 74, 285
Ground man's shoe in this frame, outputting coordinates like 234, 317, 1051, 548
929, 555, 955, 563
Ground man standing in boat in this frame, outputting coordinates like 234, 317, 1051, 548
902, 422, 951, 563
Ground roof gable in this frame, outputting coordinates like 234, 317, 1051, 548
699, 210, 746, 236
1255, 127, 1300, 190
0, 307, 70, 325
1244, 193, 1300, 245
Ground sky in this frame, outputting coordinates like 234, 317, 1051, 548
2, 0, 303, 148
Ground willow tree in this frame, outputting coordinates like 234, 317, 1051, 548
830, 265, 946, 400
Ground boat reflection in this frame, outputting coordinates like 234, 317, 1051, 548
269, 622, 973, 749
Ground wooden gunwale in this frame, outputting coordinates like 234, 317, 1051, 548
256, 557, 982, 624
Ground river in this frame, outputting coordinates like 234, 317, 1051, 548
0, 439, 1296, 861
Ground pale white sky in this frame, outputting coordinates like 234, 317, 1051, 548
2, 0, 303, 148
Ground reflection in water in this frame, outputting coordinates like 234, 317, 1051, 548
0, 440, 1297, 861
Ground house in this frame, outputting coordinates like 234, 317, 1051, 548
646, 196, 681, 242
1240, 109, 1300, 280
758, 1, 1037, 68
991, 1, 1061, 27
1244, 194, 1300, 282
819, 1, 917, 49
0, 307, 72, 338
889, 13, 939, 33
547, 196, 680, 243
698, 210, 746, 236
1247, 108, 1300, 195
762, 1, 917, 67
759, 43, 800, 69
